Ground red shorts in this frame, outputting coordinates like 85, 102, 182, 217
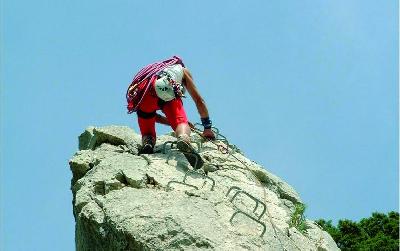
137, 91, 188, 138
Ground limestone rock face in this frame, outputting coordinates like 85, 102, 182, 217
69, 126, 339, 251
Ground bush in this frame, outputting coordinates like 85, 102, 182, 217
289, 203, 309, 233
316, 211, 399, 251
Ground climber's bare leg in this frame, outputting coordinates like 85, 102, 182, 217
175, 122, 203, 169
175, 123, 191, 141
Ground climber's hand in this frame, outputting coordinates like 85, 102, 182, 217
202, 128, 215, 140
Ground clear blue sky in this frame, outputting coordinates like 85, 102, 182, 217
1, 0, 398, 250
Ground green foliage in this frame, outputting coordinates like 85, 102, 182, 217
316, 211, 399, 251
289, 203, 309, 233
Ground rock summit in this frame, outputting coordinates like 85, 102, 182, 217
69, 125, 339, 250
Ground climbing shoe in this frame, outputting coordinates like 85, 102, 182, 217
139, 136, 155, 154
176, 135, 204, 169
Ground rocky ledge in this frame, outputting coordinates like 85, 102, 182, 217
69, 125, 339, 251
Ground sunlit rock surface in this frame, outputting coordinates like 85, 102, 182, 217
69, 125, 339, 251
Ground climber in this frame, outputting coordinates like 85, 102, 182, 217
126, 56, 215, 169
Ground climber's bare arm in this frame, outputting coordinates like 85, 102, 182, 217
183, 68, 215, 139
183, 68, 210, 119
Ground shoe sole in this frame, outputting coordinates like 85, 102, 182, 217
176, 140, 204, 169
140, 143, 154, 154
